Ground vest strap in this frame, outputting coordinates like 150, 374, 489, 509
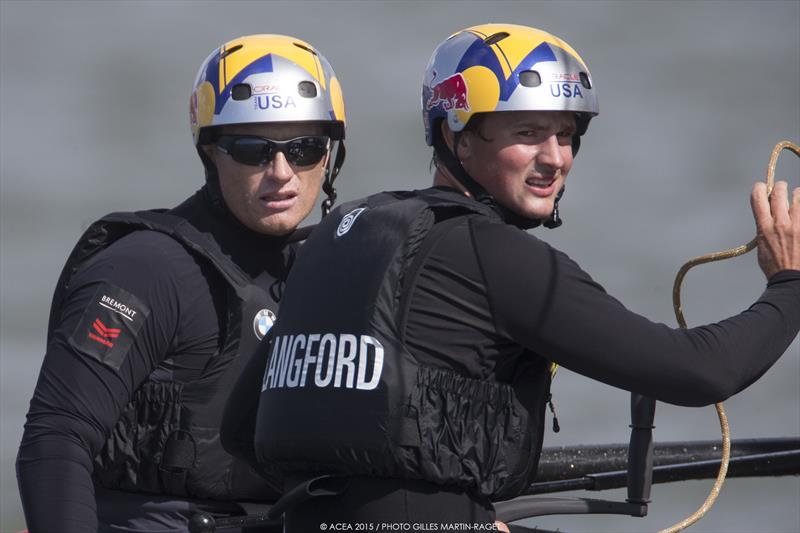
397, 214, 473, 341
159, 430, 196, 496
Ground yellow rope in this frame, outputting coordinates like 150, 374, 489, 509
660, 140, 799, 533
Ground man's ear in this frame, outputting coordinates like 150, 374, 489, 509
440, 120, 471, 160
440, 120, 455, 152
200, 143, 215, 160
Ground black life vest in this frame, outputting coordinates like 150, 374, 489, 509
48, 199, 281, 501
255, 188, 550, 501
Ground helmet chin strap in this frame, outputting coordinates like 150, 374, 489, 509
433, 131, 493, 204
542, 186, 564, 229
321, 140, 346, 216
433, 128, 563, 230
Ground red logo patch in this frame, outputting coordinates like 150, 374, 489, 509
88, 318, 121, 348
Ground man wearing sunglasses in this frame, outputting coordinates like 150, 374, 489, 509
17, 35, 345, 533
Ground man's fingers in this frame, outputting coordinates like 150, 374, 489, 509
494, 522, 510, 533
770, 181, 791, 227
790, 186, 800, 224
751, 181, 772, 232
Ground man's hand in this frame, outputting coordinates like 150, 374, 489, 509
494, 521, 510, 532
751, 180, 800, 279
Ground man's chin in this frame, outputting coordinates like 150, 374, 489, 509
517, 201, 555, 221
255, 209, 312, 236
258, 222, 297, 236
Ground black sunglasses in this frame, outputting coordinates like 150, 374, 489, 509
215, 135, 330, 167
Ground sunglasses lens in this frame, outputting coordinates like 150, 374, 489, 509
231, 137, 273, 166
286, 137, 328, 166
217, 135, 328, 167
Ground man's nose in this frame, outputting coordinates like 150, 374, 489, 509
264, 151, 294, 182
537, 134, 565, 170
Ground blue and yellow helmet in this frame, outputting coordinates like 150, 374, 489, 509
422, 24, 598, 146
191, 34, 346, 145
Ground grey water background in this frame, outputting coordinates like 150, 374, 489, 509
1, 1, 798, 531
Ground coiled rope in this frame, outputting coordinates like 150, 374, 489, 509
661, 140, 800, 532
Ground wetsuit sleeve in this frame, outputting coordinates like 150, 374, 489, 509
470, 220, 800, 407
16, 233, 211, 533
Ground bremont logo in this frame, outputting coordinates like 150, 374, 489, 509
99, 295, 138, 321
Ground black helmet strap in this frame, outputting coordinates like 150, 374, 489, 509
196, 145, 228, 216
321, 140, 346, 216
433, 129, 493, 206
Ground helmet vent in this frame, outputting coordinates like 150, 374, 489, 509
297, 81, 317, 98
220, 44, 243, 59
579, 72, 592, 89
483, 32, 510, 45
231, 83, 252, 101
519, 70, 542, 87
293, 42, 318, 55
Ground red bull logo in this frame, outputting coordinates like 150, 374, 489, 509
426, 73, 470, 112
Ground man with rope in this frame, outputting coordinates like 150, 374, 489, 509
223, 24, 799, 531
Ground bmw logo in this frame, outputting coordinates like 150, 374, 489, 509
253, 308, 276, 340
